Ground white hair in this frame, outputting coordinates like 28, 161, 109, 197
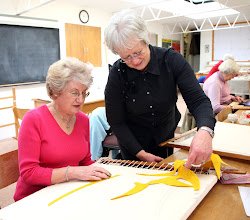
219, 59, 240, 75
223, 53, 234, 61
46, 57, 93, 99
104, 9, 149, 54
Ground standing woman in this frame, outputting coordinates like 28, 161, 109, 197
14, 57, 110, 202
104, 9, 216, 168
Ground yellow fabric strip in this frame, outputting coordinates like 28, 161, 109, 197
137, 160, 186, 177
111, 160, 200, 200
175, 166, 200, 190
148, 176, 193, 188
48, 175, 119, 206
111, 182, 149, 200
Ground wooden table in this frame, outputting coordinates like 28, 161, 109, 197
223, 110, 250, 126
161, 149, 250, 220
195, 72, 208, 80
230, 99, 250, 110
32, 98, 105, 115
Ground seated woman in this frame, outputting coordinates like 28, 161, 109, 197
203, 59, 244, 115
204, 53, 234, 83
14, 57, 111, 202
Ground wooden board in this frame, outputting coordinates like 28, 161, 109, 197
166, 122, 250, 160
0, 162, 217, 220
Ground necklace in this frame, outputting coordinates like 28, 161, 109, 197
53, 103, 74, 131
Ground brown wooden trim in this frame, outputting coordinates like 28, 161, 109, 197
159, 127, 197, 147
0, 81, 41, 88
212, 30, 214, 61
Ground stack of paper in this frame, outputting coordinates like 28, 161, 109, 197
221, 173, 250, 184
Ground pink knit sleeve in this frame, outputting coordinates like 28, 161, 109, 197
206, 81, 225, 114
79, 115, 95, 166
18, 110, 53, 186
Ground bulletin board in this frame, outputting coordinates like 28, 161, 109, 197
213, 26, 250, 61
172, 40, 180, 53
162, 39, 172, 48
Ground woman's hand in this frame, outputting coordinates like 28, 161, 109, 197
232, 96, 244, 102
68, 165, 112, 181
184, 129, 213, 169
136, 150, 163, 163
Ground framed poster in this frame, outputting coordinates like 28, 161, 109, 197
172, 40, 180, 53
162, 39, 172, 48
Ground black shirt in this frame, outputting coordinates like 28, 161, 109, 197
105, 45, 215, 157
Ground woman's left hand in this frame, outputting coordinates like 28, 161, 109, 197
232, 96, 244, 102
184, 129, 213, 169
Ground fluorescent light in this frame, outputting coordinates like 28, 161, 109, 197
123, 0, 239, 20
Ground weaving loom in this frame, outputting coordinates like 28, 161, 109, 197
161, 122, 250, 161
0, 158, 219, 220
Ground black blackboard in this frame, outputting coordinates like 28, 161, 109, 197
0, 24, 60, 86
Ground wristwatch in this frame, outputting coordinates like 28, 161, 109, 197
199, 126, 214, 138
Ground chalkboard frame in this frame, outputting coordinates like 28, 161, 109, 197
0, 24, 60, 87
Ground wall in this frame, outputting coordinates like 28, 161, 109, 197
200, 31, 213, 72
0, 1, 164, 140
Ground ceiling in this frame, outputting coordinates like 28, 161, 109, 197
1, 0, 250, 33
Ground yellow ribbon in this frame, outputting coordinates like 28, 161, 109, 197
111, 153, 230, 200
48, 175, 119, 206
111, 160, 199, 200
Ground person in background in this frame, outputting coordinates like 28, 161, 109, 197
203, 59, 244, 115
104, 9, 216, 169
204, 53, 234, 82
14, 57, 111, 202
89, 107, 119, 160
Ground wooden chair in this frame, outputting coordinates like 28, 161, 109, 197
0, 149, 19, 190
0, 149, 19, 209
12, 107, 30, 138
215, 105, 232, 122
0, 88, 17, 137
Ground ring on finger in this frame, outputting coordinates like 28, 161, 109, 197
201, 160, 206, 165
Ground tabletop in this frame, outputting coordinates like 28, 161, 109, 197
161, 149, 250, 220
230, 99, 250, 110
223, 109, 250, 126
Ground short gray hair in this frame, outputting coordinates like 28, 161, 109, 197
219, 59, 240, 75
223, 53, 234, 61
46, 57, 93, 99
104, 9, 149, 54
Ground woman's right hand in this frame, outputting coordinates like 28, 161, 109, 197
68, 165, 112, 181
136, 150, 163, 163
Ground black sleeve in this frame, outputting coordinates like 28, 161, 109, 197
168, 50, 216, 130
104, 64, 143, 155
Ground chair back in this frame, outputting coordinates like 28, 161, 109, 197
215, 105, 232, 122
12, 107, 30, 138
102, 134, 120, 158
0, 88, 16, 136
0, 149, 19, 189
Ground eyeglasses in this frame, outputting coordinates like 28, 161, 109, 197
68, 91, 90, 99
120, 48, 146, 64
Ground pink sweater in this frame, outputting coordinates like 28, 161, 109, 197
14, 105, 94, 201
203, 71, 232, 114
